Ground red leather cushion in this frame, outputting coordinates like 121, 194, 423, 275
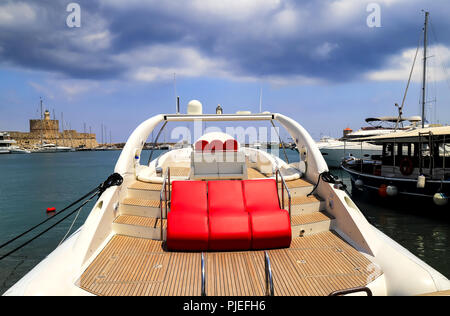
223, 139, 238, 151
250, 210, 291, 250
195, 140, 209, 152
205, 140, 224, 153
171, 181, 207, 214
208, 181, 246, 213
242, 179, 280, 212
166, 212, 209, 251
209, 212, 251, 251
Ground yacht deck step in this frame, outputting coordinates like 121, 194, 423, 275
290, 212, 334, 238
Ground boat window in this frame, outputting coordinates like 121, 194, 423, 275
421, 144, 431, 157
384, 143, 393, 157
438, 143, 450, 157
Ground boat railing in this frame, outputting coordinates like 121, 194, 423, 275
328, 286, 373, 297
159, 167, 171, 241
276, 168, 292, 221
201, 252, 207, 296
264, 251, 274, 296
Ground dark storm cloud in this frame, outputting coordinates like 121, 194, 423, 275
1, 0, 450, 82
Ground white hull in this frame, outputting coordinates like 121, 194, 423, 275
4, 113, 449, 296
32, 146, 73, 153
317, 139, 382, 168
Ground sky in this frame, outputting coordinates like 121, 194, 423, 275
1, 0, 450, 142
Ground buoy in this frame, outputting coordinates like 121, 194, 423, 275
433, 193, 448, 206
386, 185, 398, 197
378, 184, 388, 198
417, 175, 426, 189
46, 207, 56, 213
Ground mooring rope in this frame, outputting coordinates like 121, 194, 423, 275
0, 173, 123, 261
308, 171, 348, 197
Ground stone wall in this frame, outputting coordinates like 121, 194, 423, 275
9, 130, 99, 149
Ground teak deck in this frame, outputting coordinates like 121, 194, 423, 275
78, 231, 382, 296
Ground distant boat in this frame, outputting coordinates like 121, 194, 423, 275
317, 136, 382, 168
9, 146, 31, 154
318, 117, 423, 168
32, 143, 73, 153
0, 132, 16, 154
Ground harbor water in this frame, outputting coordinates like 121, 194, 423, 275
0, 149, 449, 294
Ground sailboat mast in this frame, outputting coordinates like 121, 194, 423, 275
61, 113, 65, 146
421, 11, 429, 128
40, 98, 43, 145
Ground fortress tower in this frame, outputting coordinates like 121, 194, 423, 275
30, 110, 60, 138
9, 110, 99, 149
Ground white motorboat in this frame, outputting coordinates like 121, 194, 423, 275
318, 116, 424, 168
4, 102, 450, 296
317, 137, 382, 168
32, 143, 73, 153
9, 146, 31, 154
0, 132, 16, 154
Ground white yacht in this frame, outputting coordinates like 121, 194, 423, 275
9, 146, 31, 154
32, 143, 73, 153
4, 102, 450, 296
317, 116, 423, 168
317, 136, 382, 168
0, 132, 16, 154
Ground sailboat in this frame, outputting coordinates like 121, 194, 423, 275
343, 12, 450, 204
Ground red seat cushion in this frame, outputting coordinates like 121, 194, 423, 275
171, 181, 207, 214
242, 179, 280, 212
223, 139, 238, 151
167, 212, 209, 251
209, 212, 251, 251
243, 179, 291, 250
208, 181, 246, 213
249, 210, 291, 250
195, 140, 209, 152
208, 181, 251, 250
205, 140, 224, 153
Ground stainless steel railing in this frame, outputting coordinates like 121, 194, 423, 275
329, 286, 373, 296
201, 252, 207, 296
264, 251, 274, 296
276, 168, 292, 221
159, 167, 171, 241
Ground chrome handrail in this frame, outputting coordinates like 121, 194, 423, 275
147, 121, 168, 165
329, 286, 373, 297
264, 251, 274, 296
159, 167, 171, 241
276, 168, 292, 221
201, 252, 207, 296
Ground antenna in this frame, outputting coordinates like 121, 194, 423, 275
174, 73, 178, 113
40, 97, 43, 146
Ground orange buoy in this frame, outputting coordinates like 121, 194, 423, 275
378, 184, 388, 198
46, 207, 56, 213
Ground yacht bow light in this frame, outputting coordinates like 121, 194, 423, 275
187, 100, 203, 115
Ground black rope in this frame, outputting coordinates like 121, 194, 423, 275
308, 171, 347, 197
0, 191, 99, 261
0, 173, 123, 260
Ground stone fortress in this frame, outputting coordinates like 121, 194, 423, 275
9, 110, 98, 149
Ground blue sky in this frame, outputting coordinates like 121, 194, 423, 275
1, 0, 450, 142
